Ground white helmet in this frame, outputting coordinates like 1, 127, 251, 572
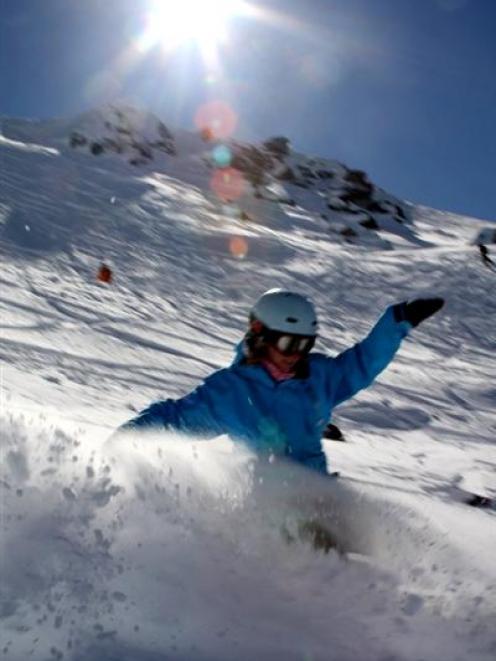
250, 289, 318, 336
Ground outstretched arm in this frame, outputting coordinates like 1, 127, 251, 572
117, 372, 228, 439
332, 298, 444, 406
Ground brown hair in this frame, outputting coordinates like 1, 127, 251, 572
242, 331, 269, 365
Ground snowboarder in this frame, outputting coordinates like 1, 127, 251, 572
478, 244, 495, 270
117, 289, 444, 475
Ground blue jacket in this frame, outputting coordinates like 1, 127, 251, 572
120, 306, 411, 473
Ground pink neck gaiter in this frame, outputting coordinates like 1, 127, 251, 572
261, 359, 296, 382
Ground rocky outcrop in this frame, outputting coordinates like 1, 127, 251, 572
262, 136, 291, 159
230, 143, 274, 189
69, 106, 176, 166
209, 133, 412, 245
223, 135, 410, 230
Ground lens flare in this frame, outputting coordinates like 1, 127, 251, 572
212, 145, 232, 168
229, 236, 249, 259
195, 101, 238, 141
210, 167, 245, 202
205, 73, 217, 85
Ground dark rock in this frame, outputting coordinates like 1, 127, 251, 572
102, 138, 122, 154
360, 217, 379, 230
129, 157, 148, 166
157, 121, 173, 141
297, 165, 316, 179
231, 145, 272, 188
155, 122, 176, 154
154, 140, 176, 155
263, 136, 291, 158
69, 132, 87, 148
90, 142, 104, 156
132, 142, 153, 160
328, 199, 360, 214
341, 191, 373, 206
342, 169, 374, 205
276, 167, 296, 182
362, 200, 387, 214
327, 200, 347, 212
344, 168, 370, 186
394, 205, 406, 222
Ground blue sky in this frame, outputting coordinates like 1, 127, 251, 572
1, 0, 495, 221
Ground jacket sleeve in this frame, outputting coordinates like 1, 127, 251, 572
118, 371, 228, 439
331, 305, 411, 407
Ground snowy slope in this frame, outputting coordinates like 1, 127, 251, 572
1, 108, 495, 661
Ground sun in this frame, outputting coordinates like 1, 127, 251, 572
139, 0, 247, 54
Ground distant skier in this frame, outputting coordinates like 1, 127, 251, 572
97, 262, 113, 284
117, 290, 444, 475
478, 244, 495, 270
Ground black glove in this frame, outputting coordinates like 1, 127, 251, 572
393, 297, 445, 327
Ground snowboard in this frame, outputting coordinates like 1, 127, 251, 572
454, 471, 495, 510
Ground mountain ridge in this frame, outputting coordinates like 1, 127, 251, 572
3, 102, 489, 258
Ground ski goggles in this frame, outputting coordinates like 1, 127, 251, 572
263, 329, 316, 355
